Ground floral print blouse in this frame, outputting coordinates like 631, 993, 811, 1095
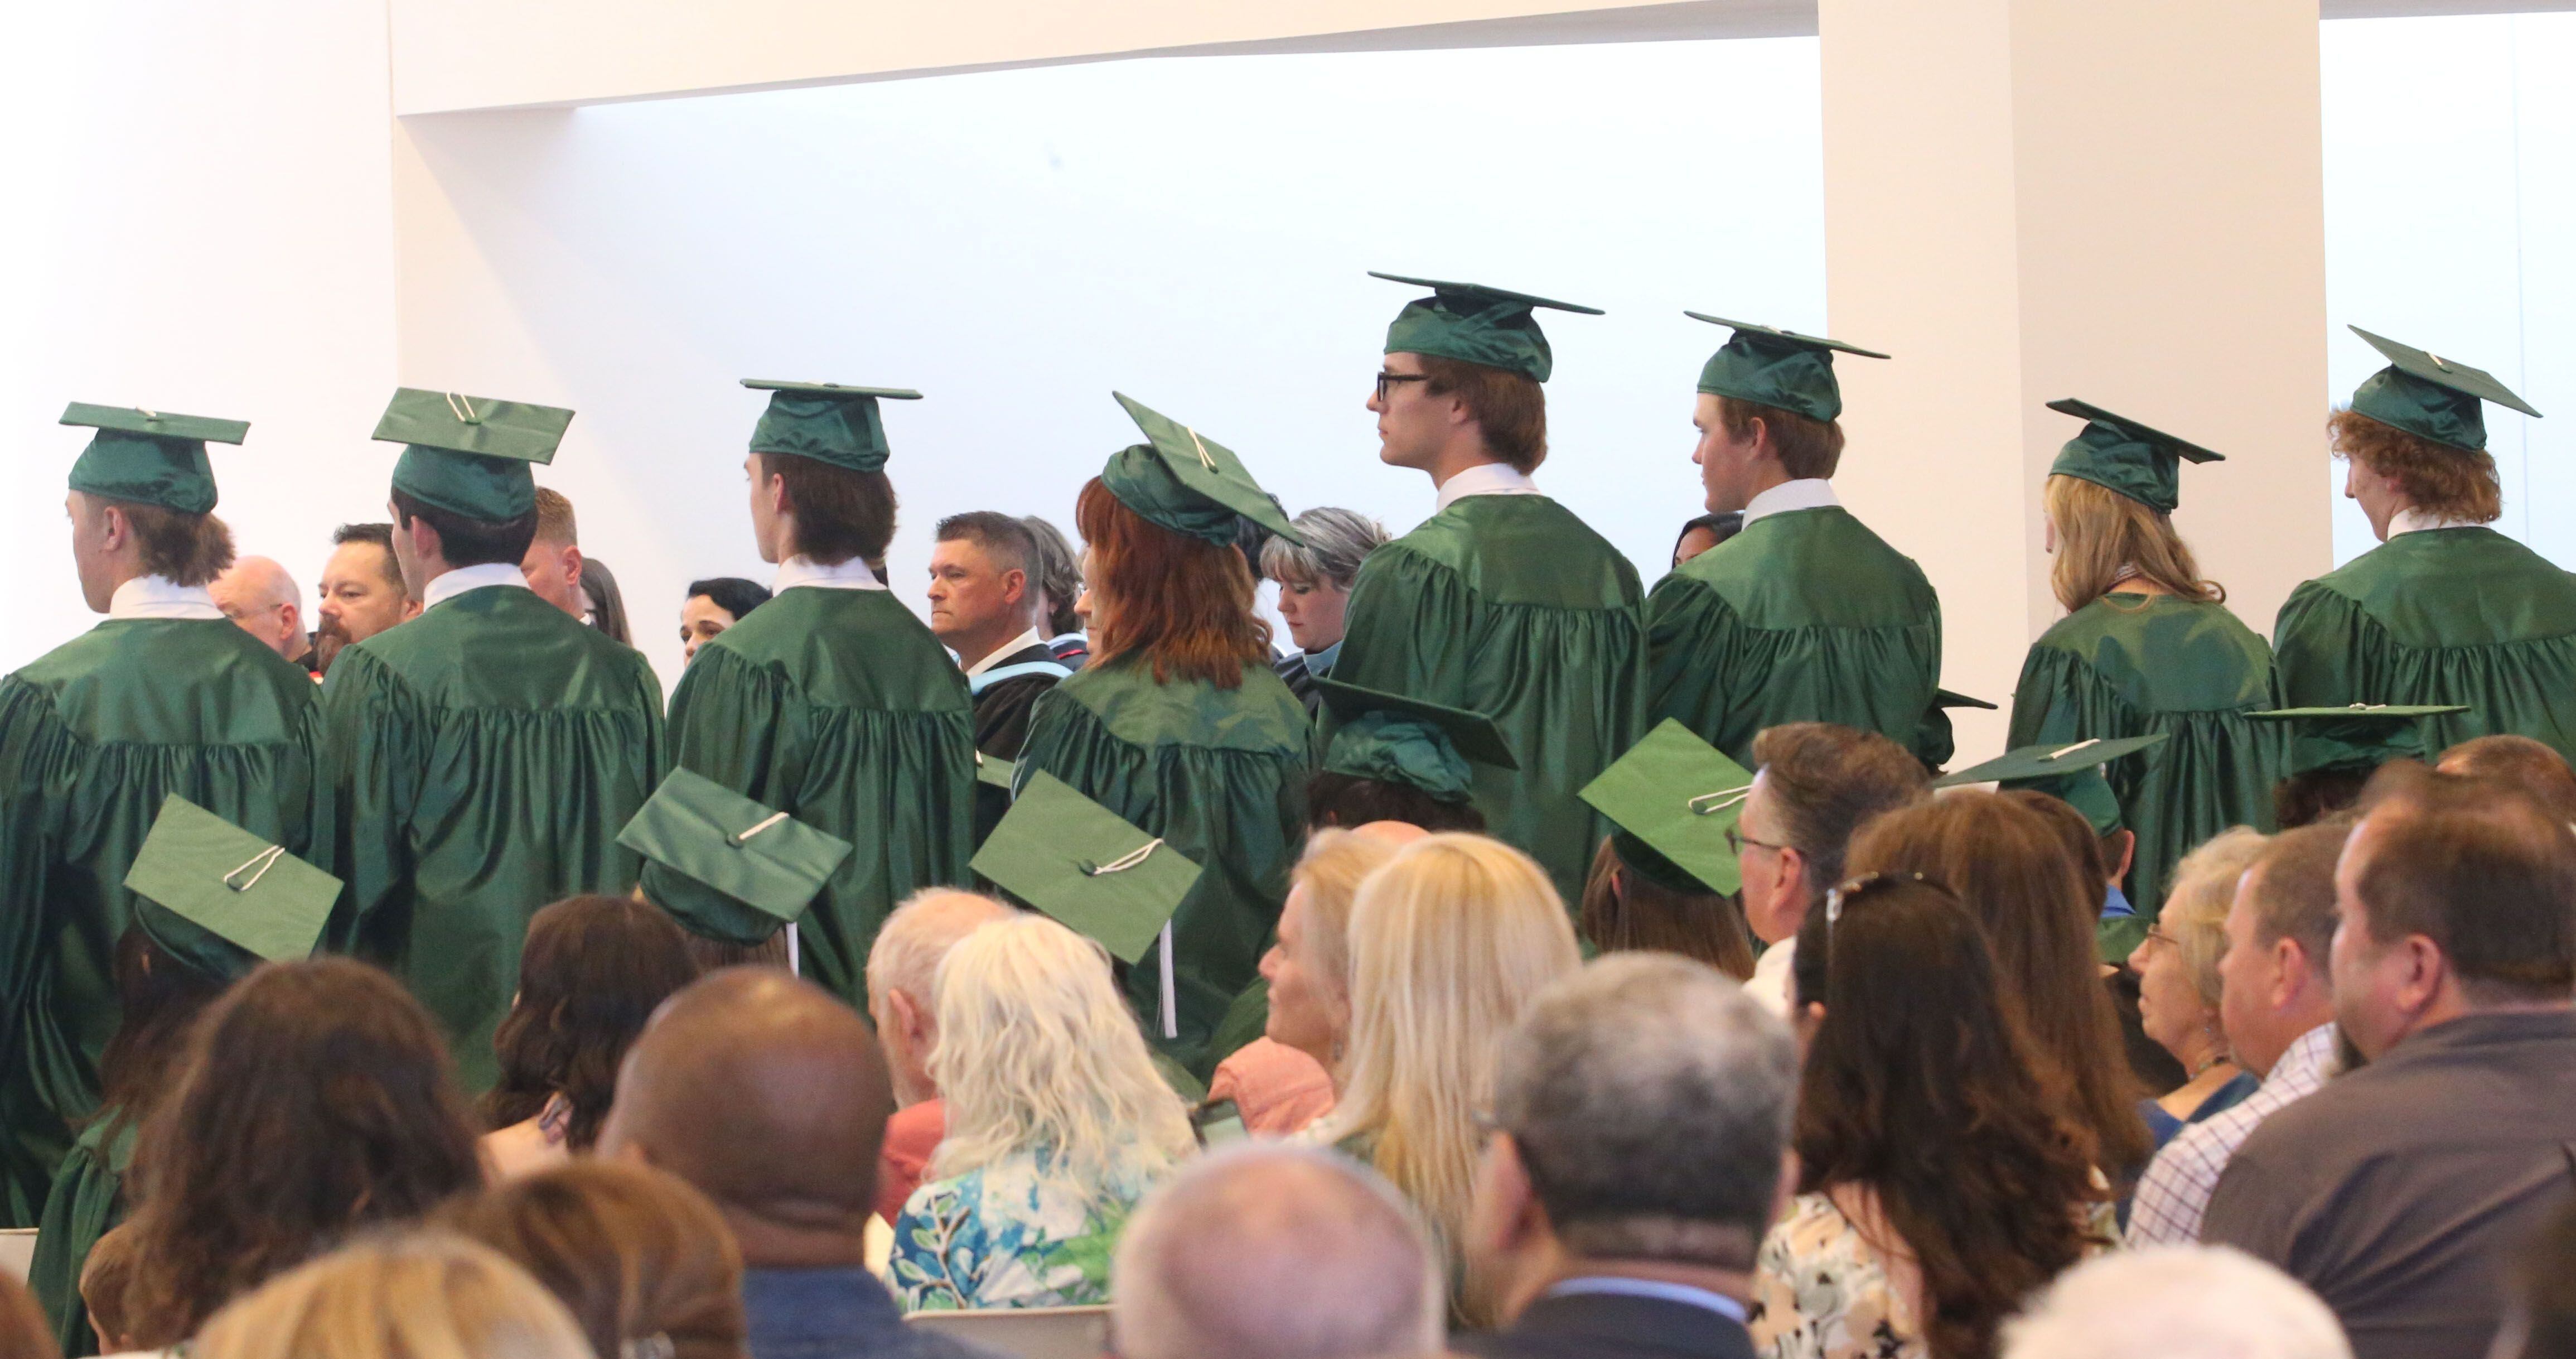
889, 1147, 1164, 1312
1749, 1192, 1923, 1359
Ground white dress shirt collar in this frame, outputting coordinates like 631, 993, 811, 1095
1545, 1277, 1748, 1325
963, 628, 1045, 678
422, 561, 534, 611
2389, 507, 2479, 538
1433, 461, 1542, 513
107, 575, 224, 621
1739, 478, 1840, 528
773, 555, 888, 593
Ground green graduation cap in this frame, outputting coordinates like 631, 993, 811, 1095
1686, 314, 1889, 424
373, 387, 576, 522
972, 770, 1200, 966
2046, 398, 2224, 515
1312, 676, 1517, 806
742, 380, 921, 474
1100, 393, 1305, 549
619, 768, 854, 946
123, 796, 340, 981
1578, 719, 1757, 896
1374, 272, 1603, 384
2249, 703, 2469, 778
1936, 732, 2172, 837
1917, 687, 2000, 773
2346, 326, 2541, 454
60, 403, 249, 515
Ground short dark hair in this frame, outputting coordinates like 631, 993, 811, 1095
685, 577, 771, 623
1304, 771, 1487, 835
1748, 722, 1931, 912
390, 490, 539, 570
2274, 767, 2374, 830
108, 502, 234, 586
935, 511, 1038, 580
758, 454, 896, 566
1717, 397, 1846, 480
2353, 780, 2576, 1003
579, 557, 631, 645
332, 521, 410, 598
1021, 515, 1085, 637
1418, 355, 1548, 474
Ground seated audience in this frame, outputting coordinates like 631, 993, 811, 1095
76, 1223, 139, 1355
681, 576, 771, 661
119, 959, 484, 1348
1320, 833, 1583, 1328
2129, 823, 2345, 1246
521, 486, 586, 617
1577, 833, 1756, 979
929, 512, 1068, 759
1462, 954, 1794, 1359
2128, 828, 2266, 1152
445, 1160, 747, 1359
1222, 830, 1404, 1135
581, 556, 632, 644
2002, 788, 2182, 1095
1021, 513, 1089, 669
210, 556, 305, 663
1113, 1145, 1442, 1359
1734, 723, 1931, 1016
191, 1233, 592, 1359
1261, 506, 1389, 710
1754, 875, 2105, 1359
599, 968, 988, 1359
312, 521, 418, 674
2437, 734, 2576, 823
2000, 1246, 2351, 1359
481, 896, 701, 1180
891, 915, 1196, 1311
2499, 1201, 2576, 1359
861, 889, 1016, 1226
2203, 779, 2576, 1359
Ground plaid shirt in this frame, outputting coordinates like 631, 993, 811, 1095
2126, 1023, 2339, 1246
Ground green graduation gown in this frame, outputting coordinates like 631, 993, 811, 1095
665, 587, 977, 1008
1015, 658, 1308, 1079
0, 616, 322, 1225
2009, 593, 2284, 914
1647, 504, 1944, 768
321, 584, 663, 1091
2274, 527, 2576, 763
28, 1113, 134, 1357
1331, 495, 1646, 905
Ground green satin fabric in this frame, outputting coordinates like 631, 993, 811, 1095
1099, 444, 1239, 547
2009, 594, 2284, 914
30, 1114, 133, 1357
320, 587, 663, 1093
2275, 528, 2576, 764
2351, 368, 2486, 451
1647, 506, 1944, 768
391, 444, 538, 522
68, 432, 218, 514
666, 589, 977, 1009
1016, 659, 1309, 1080
0, 619, 322, 1226
1332, 496, 1646, 907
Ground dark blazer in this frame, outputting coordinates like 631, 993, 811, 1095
1454, 1288, 1759, 1359
969, 642, 1071, 760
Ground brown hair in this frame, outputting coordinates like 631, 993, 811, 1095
935, 510, 1038, 580
2273, 767, 2374, 830
2042, 475, 2223, 614
1074, 475, 1270, 688
0, 1274, 55, 1359
444, 1162, 747, 1359
1304, 771, 1487, 834
1577, 836, 1756, 980
390, 491, 540, 570
2331, 406, 2501, 524
530, 486, 578, 547
1749, 722, 1932, 917
1848, 793, 2150, 1178
1716, 396, 1846, 480
110, 502, 236, 586
82, 1222, 142, 1352
122, 959, 485, 1346
2438, 735, 2576, 824
758, 454, 897, 567
484, 897, 699, 1151
2000, 789, 2110, 890
1418, 355, 1547, 474
2352, 780, 2576, 1003
2245, 823, 2347, 968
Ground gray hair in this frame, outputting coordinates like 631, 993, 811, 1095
1260, 507, 1389, 591
862, 888, 1014, 1004
1490, 953, 1795, 1270
1111, 1144, 1442, 1359
2002, 1246, 2351, 1359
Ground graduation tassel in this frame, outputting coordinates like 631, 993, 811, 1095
1159, 922, 1178, 1040
786, 921, 801, 978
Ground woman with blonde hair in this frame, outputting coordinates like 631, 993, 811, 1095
889, 914, 1196, 1312
2008, 400, 2283, 914
192, 1233, 591, 1359
2127, 828, 2266, 1154
1322, 832, 1582, 1327
443, 1161, 746, 1359
1214, 828, 1404, 1135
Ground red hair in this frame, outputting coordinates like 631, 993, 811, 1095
1075, 476, 1270, 688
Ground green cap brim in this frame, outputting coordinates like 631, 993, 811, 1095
971, 770, 1200, 965
1312, 677, 1517, 769
2350, 326, 2540, 418
1934, 732, 2172, 788
1101, 393, 1303, 548
2046, 398, 2224, 514
1375, 271, 1601, 383
2249, 704, 2469, 777
1577, 719, 1756, 896
1686, 314, 1887, 425
617, 768, 852, 942
124, 795, 339, 979
375, 387, 574, 521
741, 380, 921, 473
61, 403, 247, 515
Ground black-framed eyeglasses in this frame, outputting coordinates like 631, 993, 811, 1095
1726, 826, 1788, 857
1375, 370, 1429, 403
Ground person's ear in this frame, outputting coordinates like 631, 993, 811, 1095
2396, 934, 2449, 1019
563, 543, 584, 577
97, 503, 131, 553
1003, 567, 1028, 609
2108, 830, 2138, 881
2271, 936, 2310, 1011
1775, 846, 1809, 907
1483, 1132, 1543, 1254
889, 986, 933, 1050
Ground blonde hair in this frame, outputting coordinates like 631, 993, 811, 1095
194, 1232, 591, 1359
928, 914, 1195, 1196
2043, 475, 2224, 614
2161, 827, 2269, 1011
1288, 830, 1404, 1041
1325, 834, 1581, 1326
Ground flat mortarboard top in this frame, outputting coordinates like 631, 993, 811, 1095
60, 403, 249, 515
1312, 675, 1517, 806
2346, 326, 2542, 454
1686, 314, 1889, 425
2046, 398, 2224, 515
123, 795, 340, 982
972, 770, 1200, 965
619, 768, 853, 947
1935, 732, 2171, 837
743, 380, 921, 474
1100, 392, 1306, 550
1578, 719, 1756, 896
373, 387, 575, 522
2249, 703, 2470, 778
1374, 272, 1603, 384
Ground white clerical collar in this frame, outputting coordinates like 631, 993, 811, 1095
1739, 478, 1840, 528
963, 628, 1045, 679
1434, 461, 1542, 513
107, 575, 224, 621
422, 561, 535, 610
774, 555, 888, 593
2389, 507, 2479, 538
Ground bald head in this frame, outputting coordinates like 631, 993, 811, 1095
598, 968, 892, 1265
1113, 1145, 1441, 1359
211, 556, 303, 661
865, 889, 1017, 1106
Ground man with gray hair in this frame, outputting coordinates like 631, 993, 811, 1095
1260, 505, 1388, 710
1461, 953, 1795, 1359
2002, 1245, 2351, 1359
863, 888, 1016, 1223
1111, 1144, 1443, 1359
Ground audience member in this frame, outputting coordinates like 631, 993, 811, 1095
681, 576, 771, 662
1113, 1145, 1441, 1359
521, 486, 586, 618
481, 896, 701, 1179
2435, 734, 2576, 824
1669, 510, 1739, 567
1322, 833, 1583, 1328
210, 556, 305, 663
0, 1274, 59, 1359
1756, 875, 2105, 1359
890, 914, 1195, 1310
1577, 833, 1756, 980
2498, 1200, 2576, 1359
1021, 514, 1089, 669
1224, 830, 1404, 1135
1306, 760, 1490, 835
312, 521, 418, 674
2204, 779, 2576, 1359
2000, 1246, 2351, 1359
2129, 828, 2266, 1152
2002, 787, 2182, 1096
1735, 722, 1931, 1016
1462, 954, 1793, 1359
580, 556, 632, 644
190, 1233, 592, 1359
598, 968, 986, 1359
861, 889, 1016, 1226
1260, 506, 1389, 710
929, 512, 1067, 759
119, 959, 485, 1348
444, 1160, 748, 1359
75, 1223, 137, 1355
2129, 823, 2345, 1246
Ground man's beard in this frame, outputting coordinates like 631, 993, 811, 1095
311, 616, 353, 674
